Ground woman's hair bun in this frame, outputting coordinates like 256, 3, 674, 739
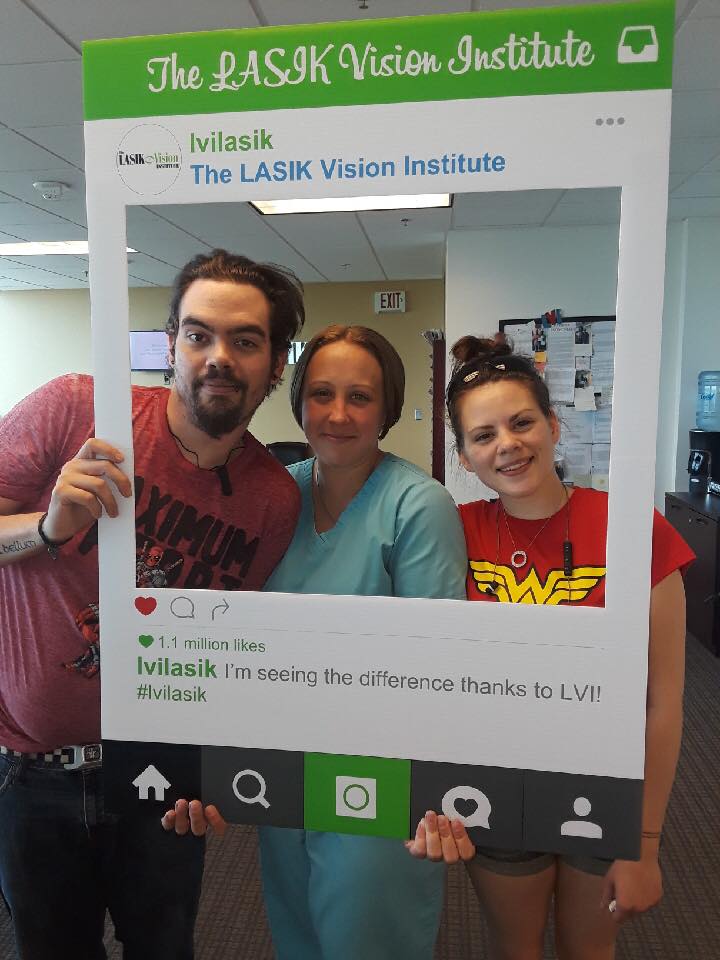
450, 334, 512, 366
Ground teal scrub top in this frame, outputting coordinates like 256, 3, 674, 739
265, 454, 467, 601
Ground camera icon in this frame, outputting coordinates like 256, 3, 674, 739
335, 776, 377, 820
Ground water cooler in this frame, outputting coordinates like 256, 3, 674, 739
690, 372, 720, 495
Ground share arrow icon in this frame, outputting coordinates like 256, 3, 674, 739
211, 598, 230, 621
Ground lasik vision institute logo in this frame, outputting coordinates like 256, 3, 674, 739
116, 124, 182, 195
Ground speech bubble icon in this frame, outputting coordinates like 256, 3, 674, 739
170, 596, 195, 619
138, 634, 154, 648
441, 785, 491, 829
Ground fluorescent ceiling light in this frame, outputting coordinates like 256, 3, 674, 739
0, 241, 136, 256
251, 194, 451, 215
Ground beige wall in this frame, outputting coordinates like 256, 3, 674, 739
254, 279, 442, 472
0, 278, 443, 472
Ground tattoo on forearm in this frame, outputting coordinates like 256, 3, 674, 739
1, 539, 37, 555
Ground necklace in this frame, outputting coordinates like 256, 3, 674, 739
313, 463, 340, 527
501, 486, 570, 570
313, 452, 384, 532
166, 418, 244, 496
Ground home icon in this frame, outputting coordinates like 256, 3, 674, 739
132, 764, 171, 801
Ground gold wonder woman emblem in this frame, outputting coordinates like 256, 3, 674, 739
469, 560, 606, 605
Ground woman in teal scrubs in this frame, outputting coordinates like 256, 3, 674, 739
258, 324, 467, 959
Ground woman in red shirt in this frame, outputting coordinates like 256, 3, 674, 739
408, 335, 694, 960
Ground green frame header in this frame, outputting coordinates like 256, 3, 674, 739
83, 0, 673, 121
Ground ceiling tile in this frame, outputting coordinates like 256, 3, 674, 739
668, 196, 720, 219
0, 128, 72, 172
0, 61, 82, 126
147, 202, 327, 282
0, 257, 87, 284
359, 205, 452, 239
469, 0, 606, 8
673, 18, 720, 90
265, 210, 384, 281
544, 188, 621, 226
704, 149, 720, 172
16, 124, 85, 169
28, 273, 87, 288
0, 274, 49, 289
671, 91, 720, 139
0, 166, 84, 201
1, 254, 89, 278
0, 221, 87, 241
669, 137, 720, 174
126, 253, 175, 286
0, 200, 83, 228
126, 209, 212, 270
261, 1, 468, 26
375, 241, 445, 279
359, 205, 451, 279
0, 0, 77, 64
689, 1, 720, 17
670, 173, 720, 198
451, 189, 563, 228
29, 0, 260, 43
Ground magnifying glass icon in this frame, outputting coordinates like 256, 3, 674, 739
232, 769, 270, 809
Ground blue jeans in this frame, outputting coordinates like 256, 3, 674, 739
0, 754, 204, 960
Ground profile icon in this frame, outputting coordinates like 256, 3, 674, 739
560, 796, 602, 839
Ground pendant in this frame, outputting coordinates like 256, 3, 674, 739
510, 550, 528, 569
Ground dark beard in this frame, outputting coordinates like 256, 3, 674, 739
187, 373, 250, 439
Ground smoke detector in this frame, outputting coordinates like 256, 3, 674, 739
32, 181, 66, 201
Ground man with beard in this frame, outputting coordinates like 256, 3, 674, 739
0, 250, 304, 959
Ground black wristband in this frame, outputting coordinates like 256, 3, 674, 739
38, 512, 73, 559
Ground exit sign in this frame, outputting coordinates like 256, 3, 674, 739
374, 291, 406, 314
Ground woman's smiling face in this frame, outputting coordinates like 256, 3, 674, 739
301, 341, 385, 470
457, 379, 560, 504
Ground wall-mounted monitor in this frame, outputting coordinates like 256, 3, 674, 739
129, 330, 168, 371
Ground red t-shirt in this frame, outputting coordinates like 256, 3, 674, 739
0, 375, 300, 752
459, 487, 694, 606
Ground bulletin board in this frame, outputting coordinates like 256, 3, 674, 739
500, 315, 616, 488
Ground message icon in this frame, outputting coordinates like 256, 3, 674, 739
335, 776, 377, 820
441, 785, 492, 829
170, 596, 195, 619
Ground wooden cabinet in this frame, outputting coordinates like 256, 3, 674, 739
665, 492, 720, 655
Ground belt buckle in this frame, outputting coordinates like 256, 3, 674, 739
64, 743, 102, 771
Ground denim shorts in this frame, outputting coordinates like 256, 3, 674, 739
471, 845, 612, 877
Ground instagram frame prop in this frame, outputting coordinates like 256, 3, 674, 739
84, 0, 673, 856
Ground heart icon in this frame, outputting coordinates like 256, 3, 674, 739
454, 797, 479, 819
135, 597, 157, 616
138, 634, 154, 648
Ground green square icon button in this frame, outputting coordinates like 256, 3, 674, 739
304, 753, 411, 839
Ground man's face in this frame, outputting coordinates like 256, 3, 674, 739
147, 547, 163, 567
170, 279, 285, 438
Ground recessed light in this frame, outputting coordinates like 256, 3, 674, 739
250, 194, 451, 215
0, 241, 136, 256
